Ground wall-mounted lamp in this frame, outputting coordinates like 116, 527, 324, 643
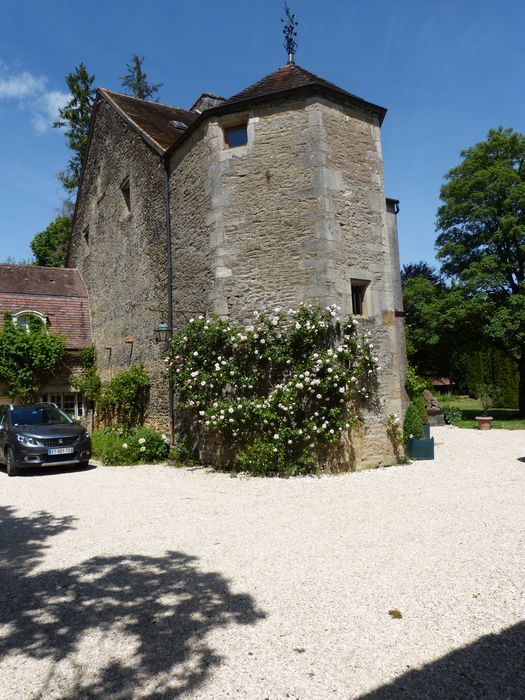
154, 321, 171, 344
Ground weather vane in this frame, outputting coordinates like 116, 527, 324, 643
281, 3, 298, 65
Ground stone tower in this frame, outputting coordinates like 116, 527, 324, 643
70, 62, 407, 469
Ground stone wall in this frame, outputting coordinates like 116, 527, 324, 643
169, 94, 407, 469
69, 101, 169, 430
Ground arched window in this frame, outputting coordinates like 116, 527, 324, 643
13, 310, 47, 332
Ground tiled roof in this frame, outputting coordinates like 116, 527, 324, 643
229, 63, 371, 106
0, 265, 91, 349
99, 89, 198, 153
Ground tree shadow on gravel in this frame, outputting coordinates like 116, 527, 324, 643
0, 506, 266, 698
358, 621, 525, 699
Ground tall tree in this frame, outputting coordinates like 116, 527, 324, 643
30, 216, 71, 267
53, 63, 96, 192
121, 54, 162, 101
436, 127, 525, 413
401, 260, 444, 287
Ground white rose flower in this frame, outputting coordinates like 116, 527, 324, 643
140, 445, 146, 452
138, 437, 146, 444
122, 443, 128, 449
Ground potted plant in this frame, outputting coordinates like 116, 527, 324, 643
475, 384, 497, 430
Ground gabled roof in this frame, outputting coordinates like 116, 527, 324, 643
0, 265, 91, 349
98, 89, 198, 154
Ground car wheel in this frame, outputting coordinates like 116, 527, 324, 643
6, 448, 19, 477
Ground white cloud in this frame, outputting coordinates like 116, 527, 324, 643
0, 64, 70, 133
32, 90, 70, 131
0, 70, 46, 98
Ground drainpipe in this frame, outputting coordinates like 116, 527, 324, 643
163, 158, 175, 446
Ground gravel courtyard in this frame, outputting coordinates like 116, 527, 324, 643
1, 425, 524, 699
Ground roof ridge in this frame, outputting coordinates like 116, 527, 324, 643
99, 88, 193, 115
0, 264, 78, 271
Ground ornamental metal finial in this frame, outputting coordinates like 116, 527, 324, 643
281, 3, 298, 64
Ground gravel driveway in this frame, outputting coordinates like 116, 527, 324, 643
1, 425, 524, 699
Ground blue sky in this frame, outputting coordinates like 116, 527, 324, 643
1, 0, 523, 268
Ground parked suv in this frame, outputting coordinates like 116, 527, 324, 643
0, 403, 91, 477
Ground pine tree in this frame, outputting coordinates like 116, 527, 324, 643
121, 54, 162, 101
53, 63, 96, 193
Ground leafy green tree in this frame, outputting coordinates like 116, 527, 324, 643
0, 313, 65, 402
120, 54, 162, 101
53, 63, 96, 192
401, 261, 444, 287
436, 127, 525, 414
30, 216, 71, 267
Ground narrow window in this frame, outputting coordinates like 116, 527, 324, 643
351, 281, 368, 316
120, 177, 131, 212
224, 123, 248, 149
83, 225, 90, 244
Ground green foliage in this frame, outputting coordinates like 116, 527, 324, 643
120, 54, 162, 101
443, 405, 463, 425
385, 413, 404, 461
92, 426, 169, 465
30, 216, 71, 267
436, 127, 525, 413
467, 348, 518, 408
53, 63, 96, 192
72, 345, 101, 401
98, 365, 150, 428
168, 305, 378, 476
401, 261, 444, 288
403, 366, 428, 446
403, 401, 424, 444
0, 312, 64, 402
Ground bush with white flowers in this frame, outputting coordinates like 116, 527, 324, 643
168, 304, 378, 475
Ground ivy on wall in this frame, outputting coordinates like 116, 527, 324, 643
168, 305, 379, 475
0, 312, 65, 402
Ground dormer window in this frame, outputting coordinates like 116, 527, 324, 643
120, 177, 131, 212
224, 123, 248, 149
13, 311, 47, 332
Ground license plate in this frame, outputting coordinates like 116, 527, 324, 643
48, 447, 74, 455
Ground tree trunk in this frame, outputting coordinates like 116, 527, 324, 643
519, 351, 525, 417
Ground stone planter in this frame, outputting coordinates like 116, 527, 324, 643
475, 415, 494, 430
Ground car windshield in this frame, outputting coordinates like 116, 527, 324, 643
11, 406, 74, 426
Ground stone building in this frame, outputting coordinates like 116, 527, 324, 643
69, 62, 407, 469
0, 265, 92, 418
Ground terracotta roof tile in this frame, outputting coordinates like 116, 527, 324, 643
99, 89, 198, 152
0, 266, 91, 349
229, 63, 364, 103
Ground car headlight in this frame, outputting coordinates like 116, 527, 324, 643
17, 434, 40, 446
83, 432, 90, 439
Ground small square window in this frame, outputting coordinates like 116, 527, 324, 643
120, 177, 131, 212
351, 281, 368, 316
224, 124, 248, 149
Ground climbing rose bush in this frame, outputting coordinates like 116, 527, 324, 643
167, 304, 378, 475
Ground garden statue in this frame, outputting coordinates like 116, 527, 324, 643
423, 389, 445, 426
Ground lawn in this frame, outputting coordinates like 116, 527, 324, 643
439, 394, 525, 430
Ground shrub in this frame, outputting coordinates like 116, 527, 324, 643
167, 304, 379, 476
92, 427, 169, 465
72, 345, 101, 401
0, 312, 64, 401
98, 365, 150, 428
443, 406, 462, 425
403, 401, 424, 444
